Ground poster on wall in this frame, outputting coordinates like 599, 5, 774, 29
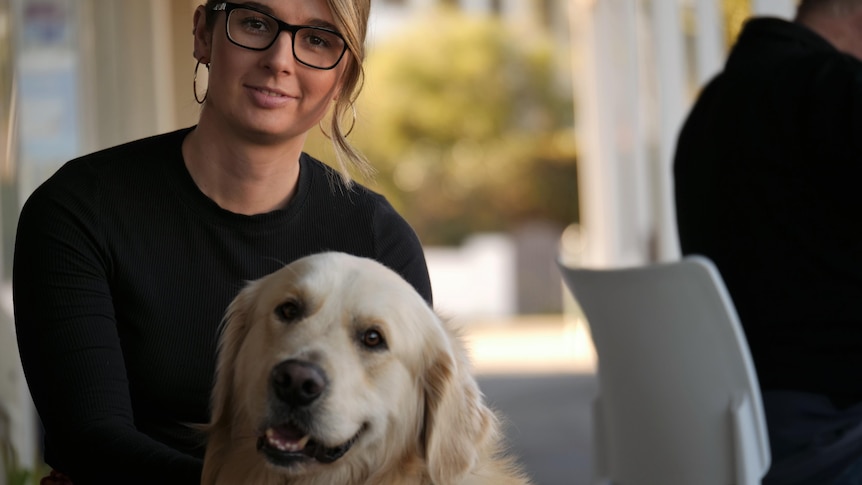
21, 0, 73, 47
17, 0, 79, 188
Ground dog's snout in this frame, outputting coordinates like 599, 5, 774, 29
271, 359, 327, 406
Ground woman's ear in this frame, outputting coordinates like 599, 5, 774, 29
192, 5, 213, 63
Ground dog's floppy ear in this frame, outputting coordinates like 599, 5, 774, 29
207, 280, 261, 436
422, 324, 498, 484
202, 281, 261, 484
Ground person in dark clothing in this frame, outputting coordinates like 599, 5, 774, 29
674, 1, 862, 483
13, 1, 432, 484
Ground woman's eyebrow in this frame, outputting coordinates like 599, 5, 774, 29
240, 2, 340, 31
241, 1, 272, 14
303, 19, 340, 31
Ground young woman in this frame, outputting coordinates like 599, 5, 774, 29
14, 1, 432, 483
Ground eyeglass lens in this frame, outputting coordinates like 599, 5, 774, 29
227, 7, 345, 69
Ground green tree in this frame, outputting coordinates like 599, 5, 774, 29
310, 9, 578, 245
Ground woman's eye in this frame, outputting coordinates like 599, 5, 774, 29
307, 35, 327, 47
242, 17, 270, 33
299, 30, 337, 51
361, 328, 387, 350
275, 299, 303, 322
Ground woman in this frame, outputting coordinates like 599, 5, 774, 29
14, 1, 432, 483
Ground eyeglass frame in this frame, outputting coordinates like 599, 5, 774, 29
211, 2, 349, 70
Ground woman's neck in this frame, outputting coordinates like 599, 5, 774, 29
181, 122, 305, 216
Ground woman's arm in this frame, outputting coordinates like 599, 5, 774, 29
371, 195, 433, 305
13, 177, 202, 484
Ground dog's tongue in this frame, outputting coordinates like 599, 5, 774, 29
265, 425, 311, 453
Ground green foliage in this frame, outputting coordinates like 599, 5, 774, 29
2, 429, 49, 485
3, 440, 31, 485
309, 9, 578, 245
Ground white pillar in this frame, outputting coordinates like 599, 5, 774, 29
648, 0, 686, 261
570, 0, 621, 267
693, 0, 726, 87
752, 0, 795, 19
570, 0, 654, 268
78, 0, 174, 152
150, 0, 178, 135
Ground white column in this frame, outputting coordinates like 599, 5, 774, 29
150, 0, 178, 134
693, 0, 726, 87
569, 0, 652, 268
570, 0, 618, 267
78, 0, 167, 152
648, 0, 686, 261
752, 0, 795, 19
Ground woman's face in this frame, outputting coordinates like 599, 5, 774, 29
194, 0, 348, 144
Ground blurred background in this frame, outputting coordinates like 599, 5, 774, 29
0, 0, 797, 483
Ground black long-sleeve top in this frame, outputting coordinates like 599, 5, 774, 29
674, 18, 862, 400
13, 127, 432, 484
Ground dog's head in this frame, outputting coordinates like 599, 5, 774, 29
205, 252, 497, 483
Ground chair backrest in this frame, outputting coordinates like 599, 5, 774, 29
558, 256, 770, 485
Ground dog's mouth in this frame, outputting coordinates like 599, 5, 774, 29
257, 422, 363, 467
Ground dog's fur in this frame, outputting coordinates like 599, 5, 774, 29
201, 252, 531, 485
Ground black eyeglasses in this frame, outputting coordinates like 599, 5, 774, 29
212, 2, 348, 70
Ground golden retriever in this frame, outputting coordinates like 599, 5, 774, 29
202, 252, 531, 485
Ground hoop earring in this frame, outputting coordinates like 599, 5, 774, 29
319, 103, 357, 139
193, 61, 210, 104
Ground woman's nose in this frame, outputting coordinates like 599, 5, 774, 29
261, 32, 298, 73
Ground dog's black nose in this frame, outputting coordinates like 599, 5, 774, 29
271, 359, 327, 406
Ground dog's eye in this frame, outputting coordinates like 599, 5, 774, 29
360, 328, 387, 350
275, 299, 304, 322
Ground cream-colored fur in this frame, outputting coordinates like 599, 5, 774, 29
202, 252, 531, 485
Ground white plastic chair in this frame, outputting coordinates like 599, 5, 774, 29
558, 255, 771, 485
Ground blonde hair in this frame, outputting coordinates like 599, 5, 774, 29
202, 0, 373, 187
325, 0, 374, 187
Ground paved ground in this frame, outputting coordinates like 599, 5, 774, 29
478, 373, 596, 485
463, 315, 598, 485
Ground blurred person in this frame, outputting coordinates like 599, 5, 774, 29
13, 1, 432, 484
674, 0, 862, 483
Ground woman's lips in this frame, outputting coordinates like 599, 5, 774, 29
247, 85, 297, 108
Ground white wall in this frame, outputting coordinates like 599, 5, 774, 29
425, 234, 517, 320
